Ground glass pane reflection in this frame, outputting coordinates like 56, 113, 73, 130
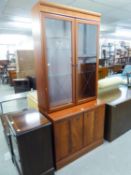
77, 23, 97, 100
45, 18, 73, 107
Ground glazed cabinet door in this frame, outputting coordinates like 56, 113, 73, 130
43, 14, 75, 111
76, 20, 99, 103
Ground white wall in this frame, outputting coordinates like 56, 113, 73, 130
0, 34, 33, 60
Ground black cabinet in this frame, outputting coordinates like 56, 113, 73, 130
5, 109, 54, 175
27, 76, 36, 90
13, 78, 30, 93
104, 99, 131, 141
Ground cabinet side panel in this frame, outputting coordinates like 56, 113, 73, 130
54, 120, 70, 161
70, 114, 83, 153
32, 7, 47, 112
84, 110, 95, 146
18, 125, 54, 175
104, 104, 113, 141
96, 24, 100, 97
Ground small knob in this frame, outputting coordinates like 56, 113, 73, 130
81, 108, 84, 111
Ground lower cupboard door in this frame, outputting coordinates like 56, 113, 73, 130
54, 120, 70, 161
70, 113, 83, 153
94, 106, 105, 140
84, 110, 95, 146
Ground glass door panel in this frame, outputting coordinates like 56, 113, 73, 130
44, 17, 73, 108
77, 22, 97, 101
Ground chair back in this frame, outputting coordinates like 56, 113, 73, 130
122, 65, 131, 76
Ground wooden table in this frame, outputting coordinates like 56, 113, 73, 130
98, 67, 108, 79
98, 65, 123, 79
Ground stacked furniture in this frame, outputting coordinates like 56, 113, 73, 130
16, 50, 35, 78
32, 1, 105, 169
12, 50, 36, 93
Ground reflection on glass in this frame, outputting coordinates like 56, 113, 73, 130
45, 18, 72, 108
77, 23, 97, 100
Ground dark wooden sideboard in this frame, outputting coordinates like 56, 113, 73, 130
98, 85, 131, 141
1, 109, 55, 175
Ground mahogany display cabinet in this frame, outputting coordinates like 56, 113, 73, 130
32, 1, 105, 169
32, 1, 101, 114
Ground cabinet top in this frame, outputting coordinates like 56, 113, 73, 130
7, 109, 50, 135
33, 1, 101, 20
48, 100, 105, 122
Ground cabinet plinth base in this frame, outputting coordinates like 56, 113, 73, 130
56, 139, 103, 169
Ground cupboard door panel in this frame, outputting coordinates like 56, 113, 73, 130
84, 110, 95, 146
54, 120, 70, 161
94, 106, 105, 140
76, 22, 98, 101
44, 16, 74, 109
70, 114, 83, 153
